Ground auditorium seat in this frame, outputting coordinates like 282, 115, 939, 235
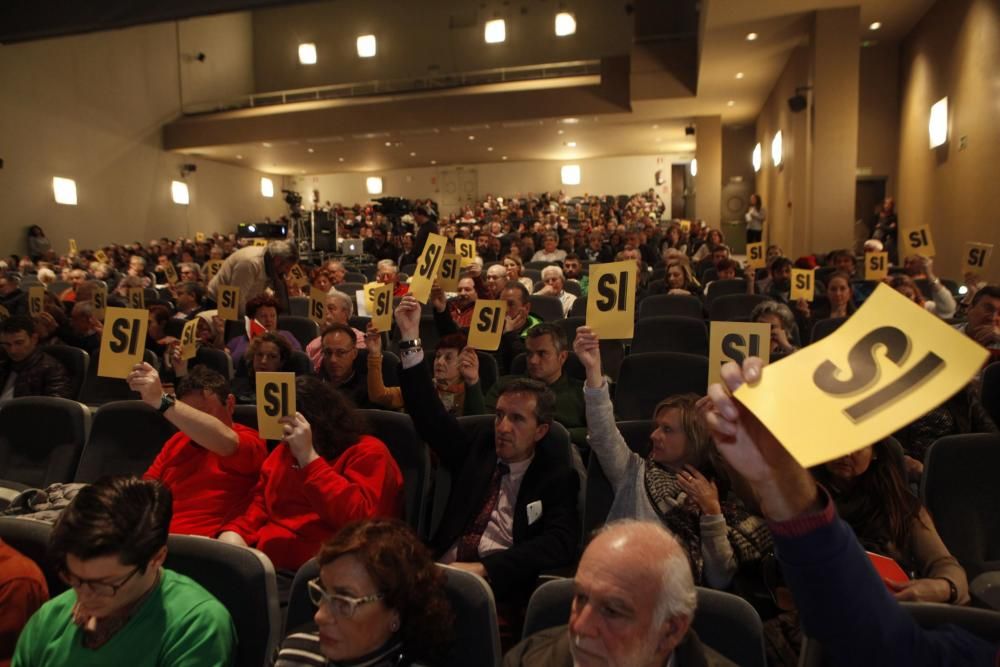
555, 316, 585, 345
583, 420, 651, 535
705, 279, 749, 305
0, 516, 63, 596
476, 350, 499, 393
810, 317, 848, 345
344, 271, 368, 283
74, 401, 178, 482
334, 281, 364, 297
708, 294, 772, 321
614, 353, 708, 420
631, 316, 709, 356
277, 315, 320, 350
288, 295, 309, 317
0, 397, 91, 489
287, 350, 314, 376
637, 294, 704, 320
43, 345, 89, 400
981, 363, 1000, 427
529, 295, 565, 322
79, 349, 143, 405
568, 296, 587, 318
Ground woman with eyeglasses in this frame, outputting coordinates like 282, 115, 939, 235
274, 519, 453, 667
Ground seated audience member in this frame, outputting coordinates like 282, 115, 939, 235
692, 228, 725, 262
323, 260, 347, 286
505, 520, 732, 667
13, 477, 234, 666
582, 232, 614, 263
795, 271, 855, 333
226, 294, 302, 368
305, 290, 365, 371
484, 263, 509, 298
171, 282, 205, 321
219, 376, 403, 572
397, 233, 419, 268
317, 323, 386, 409
534, 266, 577, 317
531, 233, 568, 263
129, 364, 267, 536
481, 323, 587, 445
955, 285, 1000, 351
31, 311, 64, 347
703, 359, 998, 666
0, 273, 27, 316
376, 260, 409, 298
575, 327, 770, 588
562, 254, 588, 296
888, 262, 956, 319
0, 539, 48, 666
502, 256, 535, 291
273, 519, 453, 666
395, 296, 579, 614
0, 316, 72, 399
665, 261, 701, 296
67, 302, 103, 354
177, 262, 202, 284
309, 267, 332, 294
752, 257, 793, 303
230, 332, 296, 404
126, 255, 154, 287
364, 328, 484, 416
447, 277, 478, 328
145, 304, 175, 359
751, 300, 799, 357
58, 269, 89, 304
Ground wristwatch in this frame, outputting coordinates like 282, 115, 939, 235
398, 338, 422, 351
157, 393, 176, 414
939, 577, 959, 604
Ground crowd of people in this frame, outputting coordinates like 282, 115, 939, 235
1, 188, 997, 667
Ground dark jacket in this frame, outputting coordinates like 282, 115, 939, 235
400, 359, 580, 602
0, 289, 28, 317
503, 625, 735, 667
0, 349, 73, 399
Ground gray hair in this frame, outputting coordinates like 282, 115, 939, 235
178, 262, 202, 278
540, 265, 565, 281
750, 299, 795, 333
325, 288, 354, 317
266, 240, 298, 263
594, 519, 697, 624
376, 259, 398, 274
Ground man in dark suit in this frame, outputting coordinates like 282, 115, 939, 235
395, 295, 580, 609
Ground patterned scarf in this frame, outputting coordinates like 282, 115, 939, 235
643, 459, 773, 583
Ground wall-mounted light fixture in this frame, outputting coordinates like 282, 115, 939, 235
752, 143, 762, 172
561, 164, 581, 185
771, 131, 783, 167
366, 176, 384, 194
928, 97, 948, 148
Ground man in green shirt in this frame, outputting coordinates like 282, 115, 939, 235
13, 477, 234, 667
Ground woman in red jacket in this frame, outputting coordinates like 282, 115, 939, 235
218, 376, 404, 572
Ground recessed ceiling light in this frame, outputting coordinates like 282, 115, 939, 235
431, 160, 437, 165
385, 141, 392, 146
487, 146, 494, 151
563, 117, 579, 124
502, 156, 508, 160
410, 151, 416, 156
298, 43, 317, 65
484, 19, 506, 44
746, 32, 758, 41
357, 34, 376, 57
262, 142, 272, 148
307, 148, 314, 153
236, 155, 243, 160
557, 129, 564, 135
171, 180, 189, 205
735, 72, 744, 79
261, 178, 275, 198
554, 12, 576, 37
869, 21, 882, 31
727, 100, 735, 107
338, 157, 345, 162
468, 135, 475, 141
53, 177, 78, 205
566, 141, 577, 147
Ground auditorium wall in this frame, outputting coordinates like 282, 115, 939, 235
897, 0, 1000, 283
0, 15, 285, 259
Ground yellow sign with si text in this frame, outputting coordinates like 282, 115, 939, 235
162, 262, 178, 285
180, 318, 200, 360
901, 224, 936, 258
438, 254, 461, 292
27, 286, 45, 316
746, 242, 766, 270
679, 220, 692, 234
366, 282, 394, 332
456, 239, 477, 267
126, 287, 145, 310
253, 238, 269, 247
196, 232, 206, 242
864, 252, 889, 281
218, 286, 241, 321
97, 307, 150, 379
92, 284, 107, 321
69, 239, 78, 256
308, 287, 326, 325
255, 372, 296, 440
708, 321, 772, 386
287, 263, 309, 289
203, 259, 223, 282
733, 284, 989, 468
790, 268, 815, 302
586, 261, 638, 340
467, 300, 508, 351
94, 249, 110, 264
408, 233, 447, 303
963, 242, 993, 274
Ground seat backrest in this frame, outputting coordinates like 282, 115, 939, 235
277, 315, 320, 350
344, 271, 368, 283
584, 420, 651, 535
232, 404, 258, 431
358, 410, 431, 536
705, 279, 748, 305
42, 345, 89, 400
708, 294, 772, 321
637, 294, 704, 320
632, 316, 708, 356
563, 280, 582, 297
288, 296, 309, 317
74, 401, 178, 482
190, 347, 232, 379
523, 578, 764, 666
334, 282, 365, 296
614, 353, 708, 420
287, 350, 314, 376
529, 295, 565, 322
981, 363, 1000, 427
568, 296, 588, 318
285, 559, 502, 667
921, 434, 1000, 577
165, 535, 280, 667
0, 516, 62, 595
80, 350, 142, 405
809, 317, 848, 345
0, 397, 91, 488
475, 351, 499, 393
555, 316, 585, 346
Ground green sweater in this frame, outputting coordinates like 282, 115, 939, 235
13, 568, 234, 667
483, 372, 588, 445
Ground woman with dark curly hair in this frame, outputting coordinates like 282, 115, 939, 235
230, 331, 294, 404
218, 376, 404, 572
274, 519, 454, 666
225, 293, 302, 368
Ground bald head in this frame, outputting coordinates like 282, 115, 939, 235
485, 264, 508, 297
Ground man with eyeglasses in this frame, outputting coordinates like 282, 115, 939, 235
12, 476, 234, 666
318, 322, 387, 409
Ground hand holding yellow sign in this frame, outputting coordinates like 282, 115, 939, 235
438, 254, 461, 292
308, 287, 326, 324
732, 284, 989, 468
586, 261, 638, 340
708, 322, 772, 386
287, 264, 309, 289
409, 233, 447, 303
218, 286, 241, 321
901, 224, 936, 258
27, 286, 45, 316
255, 372, 296, 440
746, 242, 766, 270
98, 307, 150, 378
963, 242, 993, 274
467, 300, 508, 351
180, 319, 199, 360
790, 268, 815, 302
367, 282, 394, 332
864, 251, 889, 281
456, 239, 477, 267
